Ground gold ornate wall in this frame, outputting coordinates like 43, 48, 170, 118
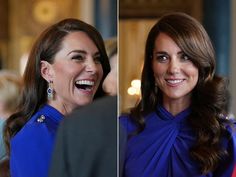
4, 0, 81, 72
0, 0, 9, 69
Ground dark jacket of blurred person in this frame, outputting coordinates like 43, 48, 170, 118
49, 96, 117, 177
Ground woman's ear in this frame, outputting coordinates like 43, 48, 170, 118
40, 61, 54, 82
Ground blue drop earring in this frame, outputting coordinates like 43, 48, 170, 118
47, 80, 54, 100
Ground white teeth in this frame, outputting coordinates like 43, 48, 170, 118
76, 80, 94, 86
166, 79, 183, 84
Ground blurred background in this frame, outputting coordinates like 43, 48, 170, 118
119, 0, 236, 118
0, 0, 117, 74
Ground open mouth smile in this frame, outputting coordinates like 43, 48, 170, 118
75, 80, 95, 92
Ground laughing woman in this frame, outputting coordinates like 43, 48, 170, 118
120, 12, 236, 177
4, 18, 110, 177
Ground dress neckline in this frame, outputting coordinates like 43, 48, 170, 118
156, 105, 191, 123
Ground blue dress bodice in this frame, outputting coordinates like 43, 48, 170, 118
120, 106, 236, 177
10, 104, 63, 177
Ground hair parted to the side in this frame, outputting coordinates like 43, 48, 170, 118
4, 18, 110, 160
130, 12, 230, 174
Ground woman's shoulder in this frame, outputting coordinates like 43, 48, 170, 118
221, 118, 236, 149
227, 120, 236, 138
11, 115, 48, 146
10, 108, 56, 177
11, 104, 62, 145
119, 114, 136, 133
119, 113, 130, 123
215, 119, 236, 175
224, 117, 236, 134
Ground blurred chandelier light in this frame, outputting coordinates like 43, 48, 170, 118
128, 79, 141, 96
131, 79, 141, 88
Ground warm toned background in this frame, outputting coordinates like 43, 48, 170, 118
0, 0, 117, 73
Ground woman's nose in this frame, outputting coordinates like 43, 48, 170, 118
167, 58, 180, 74
85, 59, 98, 74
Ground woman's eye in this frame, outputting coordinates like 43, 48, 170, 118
181, 54, 191, 61
94, 56, 102, 64
71, 55, 84, 61
156, 55, 168, 62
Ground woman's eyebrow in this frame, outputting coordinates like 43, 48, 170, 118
67, 50, 87, 56
177, 51, 184, 55
93, 51, 100, 57
154, 51, 168, 55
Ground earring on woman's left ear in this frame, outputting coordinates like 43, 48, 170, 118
47, 80, 54, 100
155, 82, 158, 94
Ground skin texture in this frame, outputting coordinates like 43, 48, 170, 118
41, 31, 103, 115
152, 33, 199, 115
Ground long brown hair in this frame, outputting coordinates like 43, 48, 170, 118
4, 18, 110, 157
130, 12, 230, 174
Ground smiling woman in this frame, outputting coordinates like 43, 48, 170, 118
41, 31, 104, 114
120, 12, 236, 177
3, 18, 110, 177
152, 32, 199, 114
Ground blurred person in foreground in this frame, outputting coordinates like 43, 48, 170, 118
0, 71, 22, 177
0, 71, 22, 162
4, 18, 110, 177
49, 38, 118, 177
120, 12, 236, 177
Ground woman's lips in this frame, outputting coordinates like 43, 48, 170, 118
75, 79, 95, 94
165, 79, 185, 87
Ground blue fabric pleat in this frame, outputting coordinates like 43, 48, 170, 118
120, 106, 236, 177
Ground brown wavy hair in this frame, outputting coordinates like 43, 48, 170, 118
130, 12, 230, 174
4, 18, 110, 166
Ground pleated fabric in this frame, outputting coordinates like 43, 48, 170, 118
120, 106, 236, 177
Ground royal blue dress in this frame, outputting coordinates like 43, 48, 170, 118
10, 104, 63, 177
120, 106, 236, 177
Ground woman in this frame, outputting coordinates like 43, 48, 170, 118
4, 18, 110, 177
0, 71, 22, 177
120, 12, 236, 177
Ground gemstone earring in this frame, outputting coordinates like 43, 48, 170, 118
47, 80, 54, 100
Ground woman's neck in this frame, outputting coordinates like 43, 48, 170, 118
162, 96, 191, 116
47, 100, 75, 116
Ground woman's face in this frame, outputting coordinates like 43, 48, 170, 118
152, 32, 198, 105
47, 31, 103, 113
